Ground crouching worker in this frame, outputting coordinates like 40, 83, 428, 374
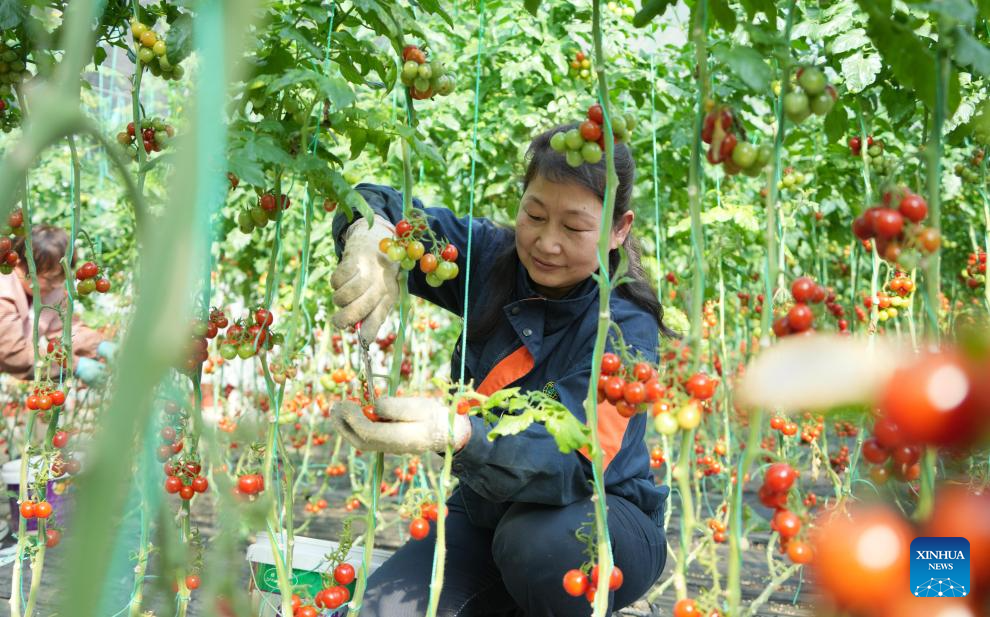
0, 225, 112, 384
328, 124, 671, 616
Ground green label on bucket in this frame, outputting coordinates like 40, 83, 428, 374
256, 563, 325, 597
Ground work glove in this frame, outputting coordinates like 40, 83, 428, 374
96, 341, 117, 360
330, 215, 399, 345
330, 396, 472, 455
74, 357, 106, 386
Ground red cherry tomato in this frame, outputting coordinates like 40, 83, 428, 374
562, 568, 589, 597
409, 517, 430, 540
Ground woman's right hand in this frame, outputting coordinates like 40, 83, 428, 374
330, 215, 400, 344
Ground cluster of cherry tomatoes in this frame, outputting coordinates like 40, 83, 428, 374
406, 500, 445, 541
757, 463, 813, 565
237, 191, 291, 234
130, 19, 185, 80
596, 352, 664, 418
379, 217, 460, 287
562, 564, 624, 603
955, 147, 985, 183
0, 208, 22, 274
216, 307, 283, 361
19, 499, 54, 520
325, 462, 348, 477
961, 250, 986, 289
163, 461, 209, 501
701, 105, 771, 177
783, 66, 837, 124
550, 103, 636, 167
773, 276, 828, 337
567, 49, 593, 82
653, 372, 717, 436
74, 260, 111, 296
399, 45, 455, 100
116, 118, 174, 159
25, 386, 67, 412
852, 187, 937, 266
0, 41, 28, 132
707, 517, 728, 544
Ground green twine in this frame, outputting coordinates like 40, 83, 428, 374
650, 48, 663, 300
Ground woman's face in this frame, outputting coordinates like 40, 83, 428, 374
16, 263, 65, 297
515, 174, 634, 299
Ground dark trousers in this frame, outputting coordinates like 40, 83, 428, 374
359, 492, 667, 616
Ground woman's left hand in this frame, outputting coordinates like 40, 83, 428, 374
330, 396, 472, 455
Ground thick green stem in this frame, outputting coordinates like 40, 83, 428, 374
587, 2, 620, 615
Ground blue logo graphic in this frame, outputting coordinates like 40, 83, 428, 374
910, 537, 970, 598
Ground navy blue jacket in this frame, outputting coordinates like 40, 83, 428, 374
333, 184, 669, 528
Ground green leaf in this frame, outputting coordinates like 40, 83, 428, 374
524, 0, 542, 17
912, 0, 977, 25
416, 0, 454, 27
718, 46, 770, 91
824, 98, 847, 143
165, 13, 194, 65
0, 0, 27, 29
709, 0, 738, 32
632, 0, 675, 28
544, 407, 591, 454
830, 28, 871, 54
349, 127, 367, 160
488, 409, 537, 440
950, 28, 990, 78
839, 51, 882, 93
93, 46, 108, 68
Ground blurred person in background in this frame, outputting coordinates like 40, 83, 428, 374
0, 225, 111, 383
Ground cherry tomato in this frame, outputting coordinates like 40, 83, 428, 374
334, 562, 356, 586
238, 474, 261, 495
873, 209, 904, 239
812, 505, 911, 612
419, 253, 438, 273
409, 517, 430, 540
773, 509, 801, 539
185, 574, 201, 590
165, 476, 182, 494
440, 243, 458, 262
673, 598, 700, 617
861, 438, 889, 465
898, 193, 928, 223
19, 501, 36, 519
395, 220, 413, 237
632, 362, 653, 382
622, 381, 646, 404
790, 276, 816, 303
924, 486, 990, 588
590, 564, 623, 590
562, 568, 589, 596
879, 350, 985, 448
52, 430, 69, 449
764, 463, 798, 493
787, 303, 814, 332
600, 352, 621, 375
579, 120, 602, 141
604, 376, 625, 403
587, 104, 604, 125
179, 485, 195, 500
787, 540, 813, 564
685, 372, 716, 400
192, 476, 209, 493
45, 529, 61, 548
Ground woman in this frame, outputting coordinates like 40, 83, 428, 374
0, 225, 107, 382
329, 124, 671, 616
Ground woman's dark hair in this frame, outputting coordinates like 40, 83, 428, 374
467, 123, 677, 342
12, 225, 73, 274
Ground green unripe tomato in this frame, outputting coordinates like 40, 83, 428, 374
435, 75, 455, 96
581, 141, 603, 164
868, 145, 882, 157
138, 47, 155, 64
624, 112, 637, 131
565, 149, 584, 167
401, 60, 419, 82
731, 142, 757, 168
654, 412, 679, 436
237, 342, 255, 359
436, 260, 458, 280
237, 211, 253, 228
549, 132, 568, 152
77, 278, 96, 295
400, 257, 416, 271
783, 91, 810, 123
413, 77, 430, 93
797, 66, 827, 96
153, 40, 167, 57
250, 206, 269, 227
220, 344, 238, 360
425, 272, 443, 287
387, 245, 406, 262
172, 65, 185, 79
564, 129, 584, 151
417, 64, 432, 79
810, 92, 835, 116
